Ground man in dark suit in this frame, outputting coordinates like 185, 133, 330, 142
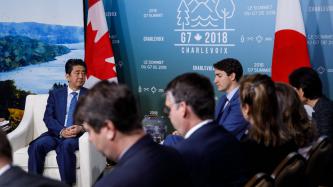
163, 58, 248, 145
74, 81, 190, 187
164, 73, 246, 187
289, 67, 333, 138
28, 59, 87, 185
213, 58, 249, 140
0, 129, 69, 187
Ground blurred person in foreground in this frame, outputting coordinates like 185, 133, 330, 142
0, 129, 68, 187
74, 81, 190, 187
164, 73, 246, 187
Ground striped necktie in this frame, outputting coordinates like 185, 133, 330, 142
65, 92, 78, 127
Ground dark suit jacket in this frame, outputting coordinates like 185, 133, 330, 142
215, 90, 249, 140
43, 87, 87, 136
95, 135, 191, 187
241, 137, 297, 177
313, 96, 333, 138
0, 166, 68, 187
174, 122, 246, 187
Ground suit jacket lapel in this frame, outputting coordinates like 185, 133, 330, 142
230, 89, 239, 103
79, 87, 88, 97
219, 90, 240, 123
215, 95, 227, 118
220, 102, 230, 123
59, 87, 67, 125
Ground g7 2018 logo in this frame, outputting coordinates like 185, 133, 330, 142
174, 0, 236, 55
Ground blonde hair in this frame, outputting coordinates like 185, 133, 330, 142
240, 74, 286, 147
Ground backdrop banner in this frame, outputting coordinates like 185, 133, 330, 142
100, 0, 333, 118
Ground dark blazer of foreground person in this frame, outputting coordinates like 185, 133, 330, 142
74, 81, 191, 187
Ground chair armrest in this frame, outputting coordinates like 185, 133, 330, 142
7, 95, 35, 152
79, 132, 106, 187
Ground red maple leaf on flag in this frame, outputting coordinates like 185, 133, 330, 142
85, 0, 117, 88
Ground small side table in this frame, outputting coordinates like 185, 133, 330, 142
0, 120, 12, 134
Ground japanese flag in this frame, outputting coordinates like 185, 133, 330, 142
271, 0, 311, 83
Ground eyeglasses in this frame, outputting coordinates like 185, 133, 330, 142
163, 105, 171, 116
163, 102, 179, 116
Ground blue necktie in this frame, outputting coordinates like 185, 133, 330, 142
66, 92, 78, 127
216, 96, 228, 122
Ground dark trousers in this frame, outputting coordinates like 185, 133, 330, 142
28, 132, 79, 185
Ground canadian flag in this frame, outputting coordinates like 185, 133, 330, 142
84, 0, 117, 88
271, 0, 311, 83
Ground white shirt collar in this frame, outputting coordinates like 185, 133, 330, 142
226, 86, 239, 101
0, 164, 11, 176
184, 119, 213, 139
67, 86, 80, 96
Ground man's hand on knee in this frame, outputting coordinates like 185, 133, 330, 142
61, 128, 76, 138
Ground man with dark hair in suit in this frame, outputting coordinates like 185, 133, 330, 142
0, 129, 68, 187
289, 67, 333, 138
163, 58, 248, 145
28, 59, 87, 185
74, 81, 190, 187
164, 72, 246, 187
213, 58, 249, 140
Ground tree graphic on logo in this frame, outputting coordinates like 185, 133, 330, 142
174, 0, 236, 51
177, 0, 190, 30
214, 0, 235, 29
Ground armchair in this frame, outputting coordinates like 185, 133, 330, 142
7, 94, 106, 187
271, 152, 306, 187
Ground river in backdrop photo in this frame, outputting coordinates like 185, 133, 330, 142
0, 43, 84, 94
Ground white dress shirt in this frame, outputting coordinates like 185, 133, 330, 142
184, 119, 213, 139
